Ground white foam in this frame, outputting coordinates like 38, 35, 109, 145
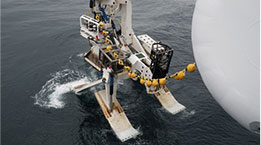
48, 78, 88, 108
77, 53, 83, 57
33, 69, 90, 109
180, 110, 196, 119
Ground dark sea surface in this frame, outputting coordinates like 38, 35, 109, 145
1, 0, 260, 144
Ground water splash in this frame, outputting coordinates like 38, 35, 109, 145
33, 69, 90, 109
180, 109, 196, 119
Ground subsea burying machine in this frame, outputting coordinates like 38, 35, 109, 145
73, 0, 196, 141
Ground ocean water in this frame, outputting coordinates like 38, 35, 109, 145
1, 0, 260, 144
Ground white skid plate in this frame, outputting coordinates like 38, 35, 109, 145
95, 90, 140, 142
154, 87, 186, 114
